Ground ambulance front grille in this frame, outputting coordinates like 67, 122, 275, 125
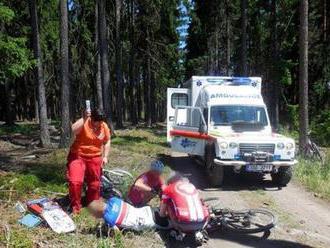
239, 143, 275, 154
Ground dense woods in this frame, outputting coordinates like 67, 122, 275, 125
0, 0, 329, 147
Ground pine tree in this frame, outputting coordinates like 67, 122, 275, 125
59, 0, 71, 148
29, 0, 51, 147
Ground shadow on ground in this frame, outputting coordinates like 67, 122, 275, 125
158, 154, 283, 192
208, 231, 314, 248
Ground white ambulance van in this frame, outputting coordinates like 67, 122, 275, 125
167, 76, 297, 187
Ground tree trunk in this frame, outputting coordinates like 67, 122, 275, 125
225, 0, 231, 75
95, 1, 103, 110
115, 0, 123, 128
150, 71, 156, 124
128, 0, 137, 125
34, 87, 39, 123
98, 0, 114, 132
240, 0, 248, 76
59, 0, 71, 148
29, 0, 51, 147
137, 67, 142, 121
145, 56, 152, 127
270, 0, 279, 130
299, 0, 308, 151
4, 80, 14, 125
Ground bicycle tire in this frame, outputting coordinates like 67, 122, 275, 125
105, 168, 133, 178
222, 208, 276, 234
311, 142, 324, 163
102, 169, 133, 185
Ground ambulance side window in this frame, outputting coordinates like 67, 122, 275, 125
171, 93, 188, 108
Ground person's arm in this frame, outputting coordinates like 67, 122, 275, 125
159, 200, 167, 217
72, 112, 90, 135
71, 118, 84, 135
134, 177, 153, 193
102, 139, 111, 165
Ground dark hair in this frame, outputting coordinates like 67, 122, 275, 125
91, 108, 105, 122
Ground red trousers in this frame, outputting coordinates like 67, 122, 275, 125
66, 153, 102, 213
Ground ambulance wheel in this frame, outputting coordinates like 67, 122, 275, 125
271, 166, 292, 186
205, 144, 224, 187
208, 165, 224, 187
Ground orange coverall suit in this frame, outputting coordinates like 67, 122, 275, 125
66, 118, 110, 213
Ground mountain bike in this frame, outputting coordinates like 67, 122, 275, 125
204, 197, 276, 234
101, 168, 133, 199
302, 132, 325, 164
176, 197, 277, 245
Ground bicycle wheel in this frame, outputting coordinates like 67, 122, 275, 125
102, 168, 133, 186
222, 208, 276, 234
203, 197, 222, 212
311, 142, 325, 164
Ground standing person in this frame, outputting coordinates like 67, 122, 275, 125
127, 160, 165, 207
67, 108, 111, 214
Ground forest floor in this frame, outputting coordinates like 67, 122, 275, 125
0, 122, 329, 248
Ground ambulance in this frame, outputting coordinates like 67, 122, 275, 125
167, 76, 297, 186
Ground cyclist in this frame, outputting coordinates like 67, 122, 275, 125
159, 172, 209, 233
88, 197, 164, 231
127, 160, 165, 207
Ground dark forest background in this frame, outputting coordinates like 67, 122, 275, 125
0, 0, 329, 147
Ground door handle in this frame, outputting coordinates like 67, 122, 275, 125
169, 116, 174, 121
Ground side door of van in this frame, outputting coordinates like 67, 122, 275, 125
170, 106, 211, 156
167, 88, 190, 142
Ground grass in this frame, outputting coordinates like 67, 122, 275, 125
294, 153, 330, 200
0, 123, 39, 136
0, 128, 170, 248
1, 123, 329, 247
278, 127, 330, 200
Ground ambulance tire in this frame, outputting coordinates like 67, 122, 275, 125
205, 145, 224, 187
208, 165, 224, 187
271, 166, 292, 186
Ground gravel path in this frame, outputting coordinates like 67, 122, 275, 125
168, 152, 330, 248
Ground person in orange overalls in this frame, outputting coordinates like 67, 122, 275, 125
66, 108, 111, 214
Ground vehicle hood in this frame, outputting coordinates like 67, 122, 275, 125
208, 129, 292, 142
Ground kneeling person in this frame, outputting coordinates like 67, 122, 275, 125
127, 160, 165, 207
159, 173, 209, 233
88, 197, 156, 231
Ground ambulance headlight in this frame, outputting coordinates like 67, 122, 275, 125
277, 143, 285, 150
219, 142, 228, 149
229, 142, 238, 149
286, 143, 294, 150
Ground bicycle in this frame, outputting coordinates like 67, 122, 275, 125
101, 168, 133, 199
204, 197, 276, 234
302, 132, 325, 164
171, 197, 277, 245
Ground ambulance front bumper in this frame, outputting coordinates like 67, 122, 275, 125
214, 158, 298, 167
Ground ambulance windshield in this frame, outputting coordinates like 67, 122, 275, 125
210, 105, 268, 126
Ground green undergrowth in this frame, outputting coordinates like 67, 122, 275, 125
294, 154, 330, 200
0, 123, 38, 136
0, 128, 169, 248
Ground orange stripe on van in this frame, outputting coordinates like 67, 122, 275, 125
170, 130, 215, 141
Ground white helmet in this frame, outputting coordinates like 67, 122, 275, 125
150, 160, 164, 173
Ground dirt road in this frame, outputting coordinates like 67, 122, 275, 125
168, 152, 330, 248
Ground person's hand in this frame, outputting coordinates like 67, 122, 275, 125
102, 157, 108, 166
83, 110, 91, 120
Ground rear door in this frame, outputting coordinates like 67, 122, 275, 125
167, 88, 190, 142
170, 106, 211, 156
